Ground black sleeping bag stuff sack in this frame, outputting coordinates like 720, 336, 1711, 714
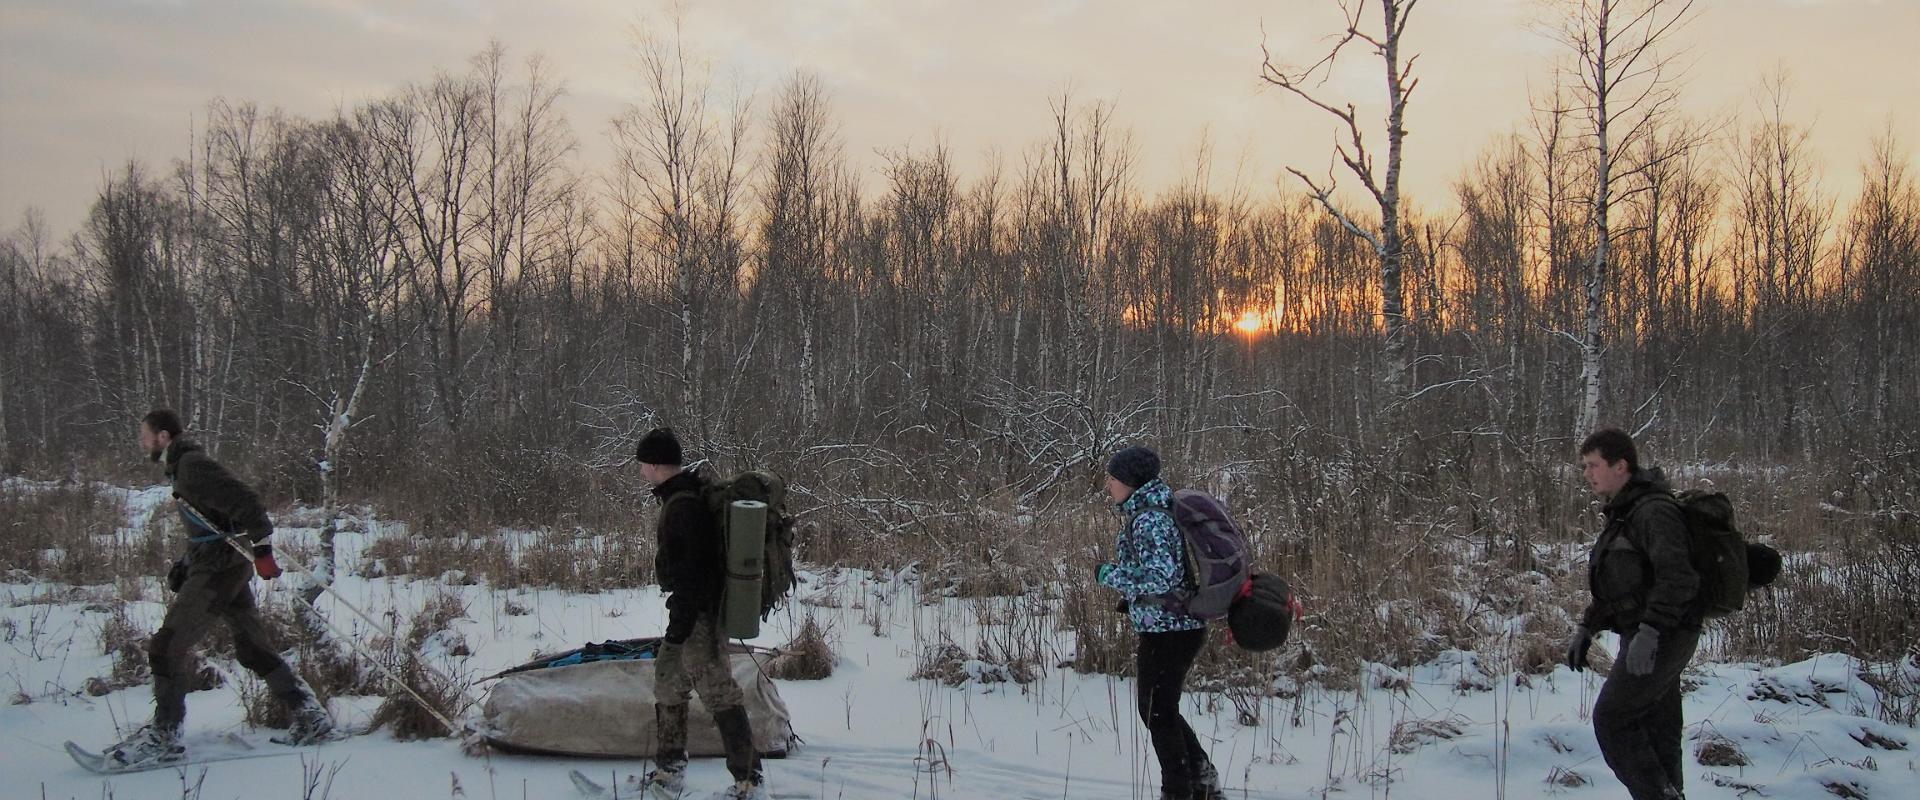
1227, 573, 1299, 652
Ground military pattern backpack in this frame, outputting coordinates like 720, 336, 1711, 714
699, 471, 798, 621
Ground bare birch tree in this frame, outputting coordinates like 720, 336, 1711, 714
1261, 0, 1420, 395
1545, 0, 1696, 437
609, 19, 751, 432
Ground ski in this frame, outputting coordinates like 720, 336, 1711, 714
568, 769, 630, 799
66, 735, 285, 775
568, 768, 809, 799
268, 728, 349, 747
68, 729, 346, 775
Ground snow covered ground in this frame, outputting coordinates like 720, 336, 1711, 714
2, 483, 1914, 799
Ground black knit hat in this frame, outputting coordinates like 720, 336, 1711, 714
1106, 446, 1161, 489
634, 427, 683, 466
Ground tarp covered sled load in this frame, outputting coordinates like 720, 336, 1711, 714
479, 637, 796, 758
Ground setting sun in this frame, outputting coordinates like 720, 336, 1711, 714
1233, 311, 1263, 335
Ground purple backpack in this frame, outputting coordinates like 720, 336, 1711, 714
1134, 489, 1252, 620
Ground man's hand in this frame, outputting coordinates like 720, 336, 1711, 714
252, 545, 282, 580
1623, 624, 1661, 676
1565, 625, 1593, 671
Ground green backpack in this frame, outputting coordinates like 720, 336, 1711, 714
692, 471, 798, 622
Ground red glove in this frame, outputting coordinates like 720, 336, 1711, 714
253, 549, 283, 580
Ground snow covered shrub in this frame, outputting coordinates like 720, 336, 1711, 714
1859, 650, 1920, 728
912, 638, 1036, 687
368, 654, 473, 740
1693, 731, 1749, 766
1388, 715, 1465, 754
408, 590, 470, 650
770, 614, 836, 680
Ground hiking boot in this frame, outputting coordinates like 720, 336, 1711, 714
713, 705, 760, 785
282, 697, 336, 745
103, 723, 184, 769
1191, 760, 1225, 800
642, 758, 686, 800
720, 776, 768, 800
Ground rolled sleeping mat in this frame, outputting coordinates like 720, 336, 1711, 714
724, 500, 767, 640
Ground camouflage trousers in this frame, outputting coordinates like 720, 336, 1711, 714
653, 612, 746, 759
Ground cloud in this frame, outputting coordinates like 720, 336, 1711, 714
2, 0, 1913, 239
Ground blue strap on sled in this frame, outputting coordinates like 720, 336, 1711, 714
545, 640, 657, 668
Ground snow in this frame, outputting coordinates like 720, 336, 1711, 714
3, 485, 1915, 799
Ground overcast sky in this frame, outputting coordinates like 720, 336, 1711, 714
2, 0, 1914, 240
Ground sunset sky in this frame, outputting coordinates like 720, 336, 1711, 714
2, 0, 1914, 240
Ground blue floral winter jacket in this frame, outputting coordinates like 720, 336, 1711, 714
1098, 478, 1205, 633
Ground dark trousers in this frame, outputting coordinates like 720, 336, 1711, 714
1593, 626, 1700, 800
149, 560, 301, 730
1137, 627, 1211, 795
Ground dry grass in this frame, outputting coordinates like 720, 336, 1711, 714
769, 614, 836, 680
911, 638, 1038, 687
0, 481, 167, 587
1693, 731, 1750, 766
366, 655, 473, 740
359, 526, 653, 593
5, 429, 1915, 722
1388, 715, 1467, 755
93, 602, 150, 694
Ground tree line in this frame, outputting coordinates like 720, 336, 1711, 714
0, 29, 1914, 573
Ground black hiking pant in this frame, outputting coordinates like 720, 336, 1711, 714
149, 558, 304, 730
1593, 625, 1701, 800
1137, 627, 1212, 796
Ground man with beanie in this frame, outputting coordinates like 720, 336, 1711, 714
1567, 428, 1702, 800
633, 427, 765, 800
1095, 445, 1222, 800
101, 409, 333, 768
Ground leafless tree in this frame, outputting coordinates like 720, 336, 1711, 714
1726, 72, 1832, 458
608, 19, 752, 433
1543, 0, 1697, 437
1261, 0, 1420, 395
1837, 131, 1919, 447
757, 72, 840, 433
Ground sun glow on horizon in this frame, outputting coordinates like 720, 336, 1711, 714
1233, 311, 1264, 335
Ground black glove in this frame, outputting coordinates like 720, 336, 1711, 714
167, 557, 188, 593
1623, 624, 1661, 676
1565, 625, 1592, 671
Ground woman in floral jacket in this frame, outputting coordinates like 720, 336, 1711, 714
1096, 446, 1222, 800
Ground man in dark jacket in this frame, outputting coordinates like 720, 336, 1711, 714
103, 409, 333, 768
1567, 428, 1702, 800
634, 427, 763, 800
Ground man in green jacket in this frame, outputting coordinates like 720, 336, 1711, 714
1567, 428, 1703, 800
103, 409, 333, 768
